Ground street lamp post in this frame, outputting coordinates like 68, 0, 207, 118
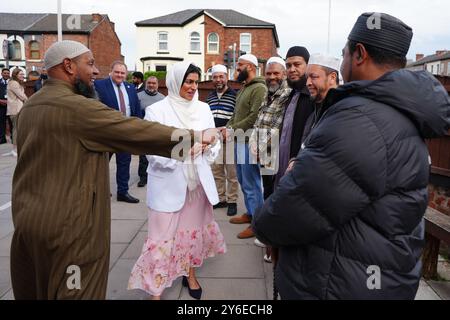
57, 0, 63, 42
233, 43, 236, 71
327, 0, 331, 54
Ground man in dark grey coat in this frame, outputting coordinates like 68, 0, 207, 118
253, 12, 450, 300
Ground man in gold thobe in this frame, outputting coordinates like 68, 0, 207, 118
10, 41, 216, 299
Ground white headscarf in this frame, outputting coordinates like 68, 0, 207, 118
166, 62, 200, 129
166, 62, 203, 191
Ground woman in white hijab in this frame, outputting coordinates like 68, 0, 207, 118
128, 62, 226, 300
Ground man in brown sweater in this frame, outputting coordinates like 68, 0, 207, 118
10, 40, 217, 299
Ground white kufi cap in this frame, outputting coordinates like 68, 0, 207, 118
266, 56, 286, 69
211, 64, 227, 75
238, 53, 258, 67
308, 53, 341, 72
44, 40, 90, 70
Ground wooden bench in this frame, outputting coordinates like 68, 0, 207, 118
422, 207, 450, 279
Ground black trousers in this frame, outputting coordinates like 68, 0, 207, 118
109, 152, 132, 195
262, 174, 275, 200
7, 115, 13, 143
0, 106, 7, 142
138, 155, 148, 182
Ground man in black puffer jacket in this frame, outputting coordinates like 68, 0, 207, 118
252, 12, 450, 300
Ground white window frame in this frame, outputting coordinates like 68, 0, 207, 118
190, 32, 201, 52
240, 33, 251, 54
157, 31, 169, 52
11, 40, 22, 60
207, 32, 219, 53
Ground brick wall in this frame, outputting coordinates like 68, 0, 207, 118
156, 79, 242, 103
24, 34, 89, 75
203, 15, 278, 75
90, 17, 123, 78
20, 16, 122, 78
204, 15, 226, 72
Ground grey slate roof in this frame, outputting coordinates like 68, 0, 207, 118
0, 13, 107, 33
135, 9, 279, 46
0, 13, 46, 31
135, 9, 274, 27
408, 51, 450, 67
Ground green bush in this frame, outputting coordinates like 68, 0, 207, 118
144, 71, 167, 80
126, 71, 166, 83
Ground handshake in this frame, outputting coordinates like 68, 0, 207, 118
192, 127, 233, 158
199, 127, 233, 145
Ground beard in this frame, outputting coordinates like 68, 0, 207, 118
287, 75, 307, 91
74, 77, 97, 99
237, 68, 249, 82
310, 94, 321, 104
266, 79, 283, 94
215, 83, 225, 91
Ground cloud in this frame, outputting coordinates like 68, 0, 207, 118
2, 0, 449, 67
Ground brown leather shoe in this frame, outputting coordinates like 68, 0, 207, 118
237, 226, 255, 239
229, 213, 252, 224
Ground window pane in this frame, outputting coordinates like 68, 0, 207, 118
12, 41, 22, 60
30, 41, 39, 50
208, 33, 218, 42
159, 42, 168, 51
208, 43, 218, 52
191, 42, 200, 52
159, 33, 168, 41
191, 32, 200, 38
241, 44, 250, 53
240, 34, 250, 43
31, 51, 39, 59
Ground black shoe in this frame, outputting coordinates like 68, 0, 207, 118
227, 203, 237, 216
213, 201, 228, 209
117, 193, 140, 203
137, 180, 147, 188
182, 276, 202, 300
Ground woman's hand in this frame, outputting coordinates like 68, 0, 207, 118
190, 143, 204, 158
201, 128, 219, 145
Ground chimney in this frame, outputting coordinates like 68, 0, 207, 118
92, 13, 102, 23
416, 54, 424, 61
436, 50, 447, 56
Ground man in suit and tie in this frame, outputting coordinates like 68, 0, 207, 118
0, 68, 10, 144
95, 61, 142, 203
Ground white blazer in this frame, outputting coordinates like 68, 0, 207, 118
144, 98, 220, 212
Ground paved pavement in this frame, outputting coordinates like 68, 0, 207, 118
0, 142, 449, 300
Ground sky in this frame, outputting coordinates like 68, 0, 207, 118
2, 0, 450, 68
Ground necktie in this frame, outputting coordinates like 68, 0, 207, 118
117, 83, 126, 115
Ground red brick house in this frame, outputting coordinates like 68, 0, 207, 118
135, 9, 280, 79
0, 13, 123, 78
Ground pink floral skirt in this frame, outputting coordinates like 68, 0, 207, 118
128, 187, 226, 296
